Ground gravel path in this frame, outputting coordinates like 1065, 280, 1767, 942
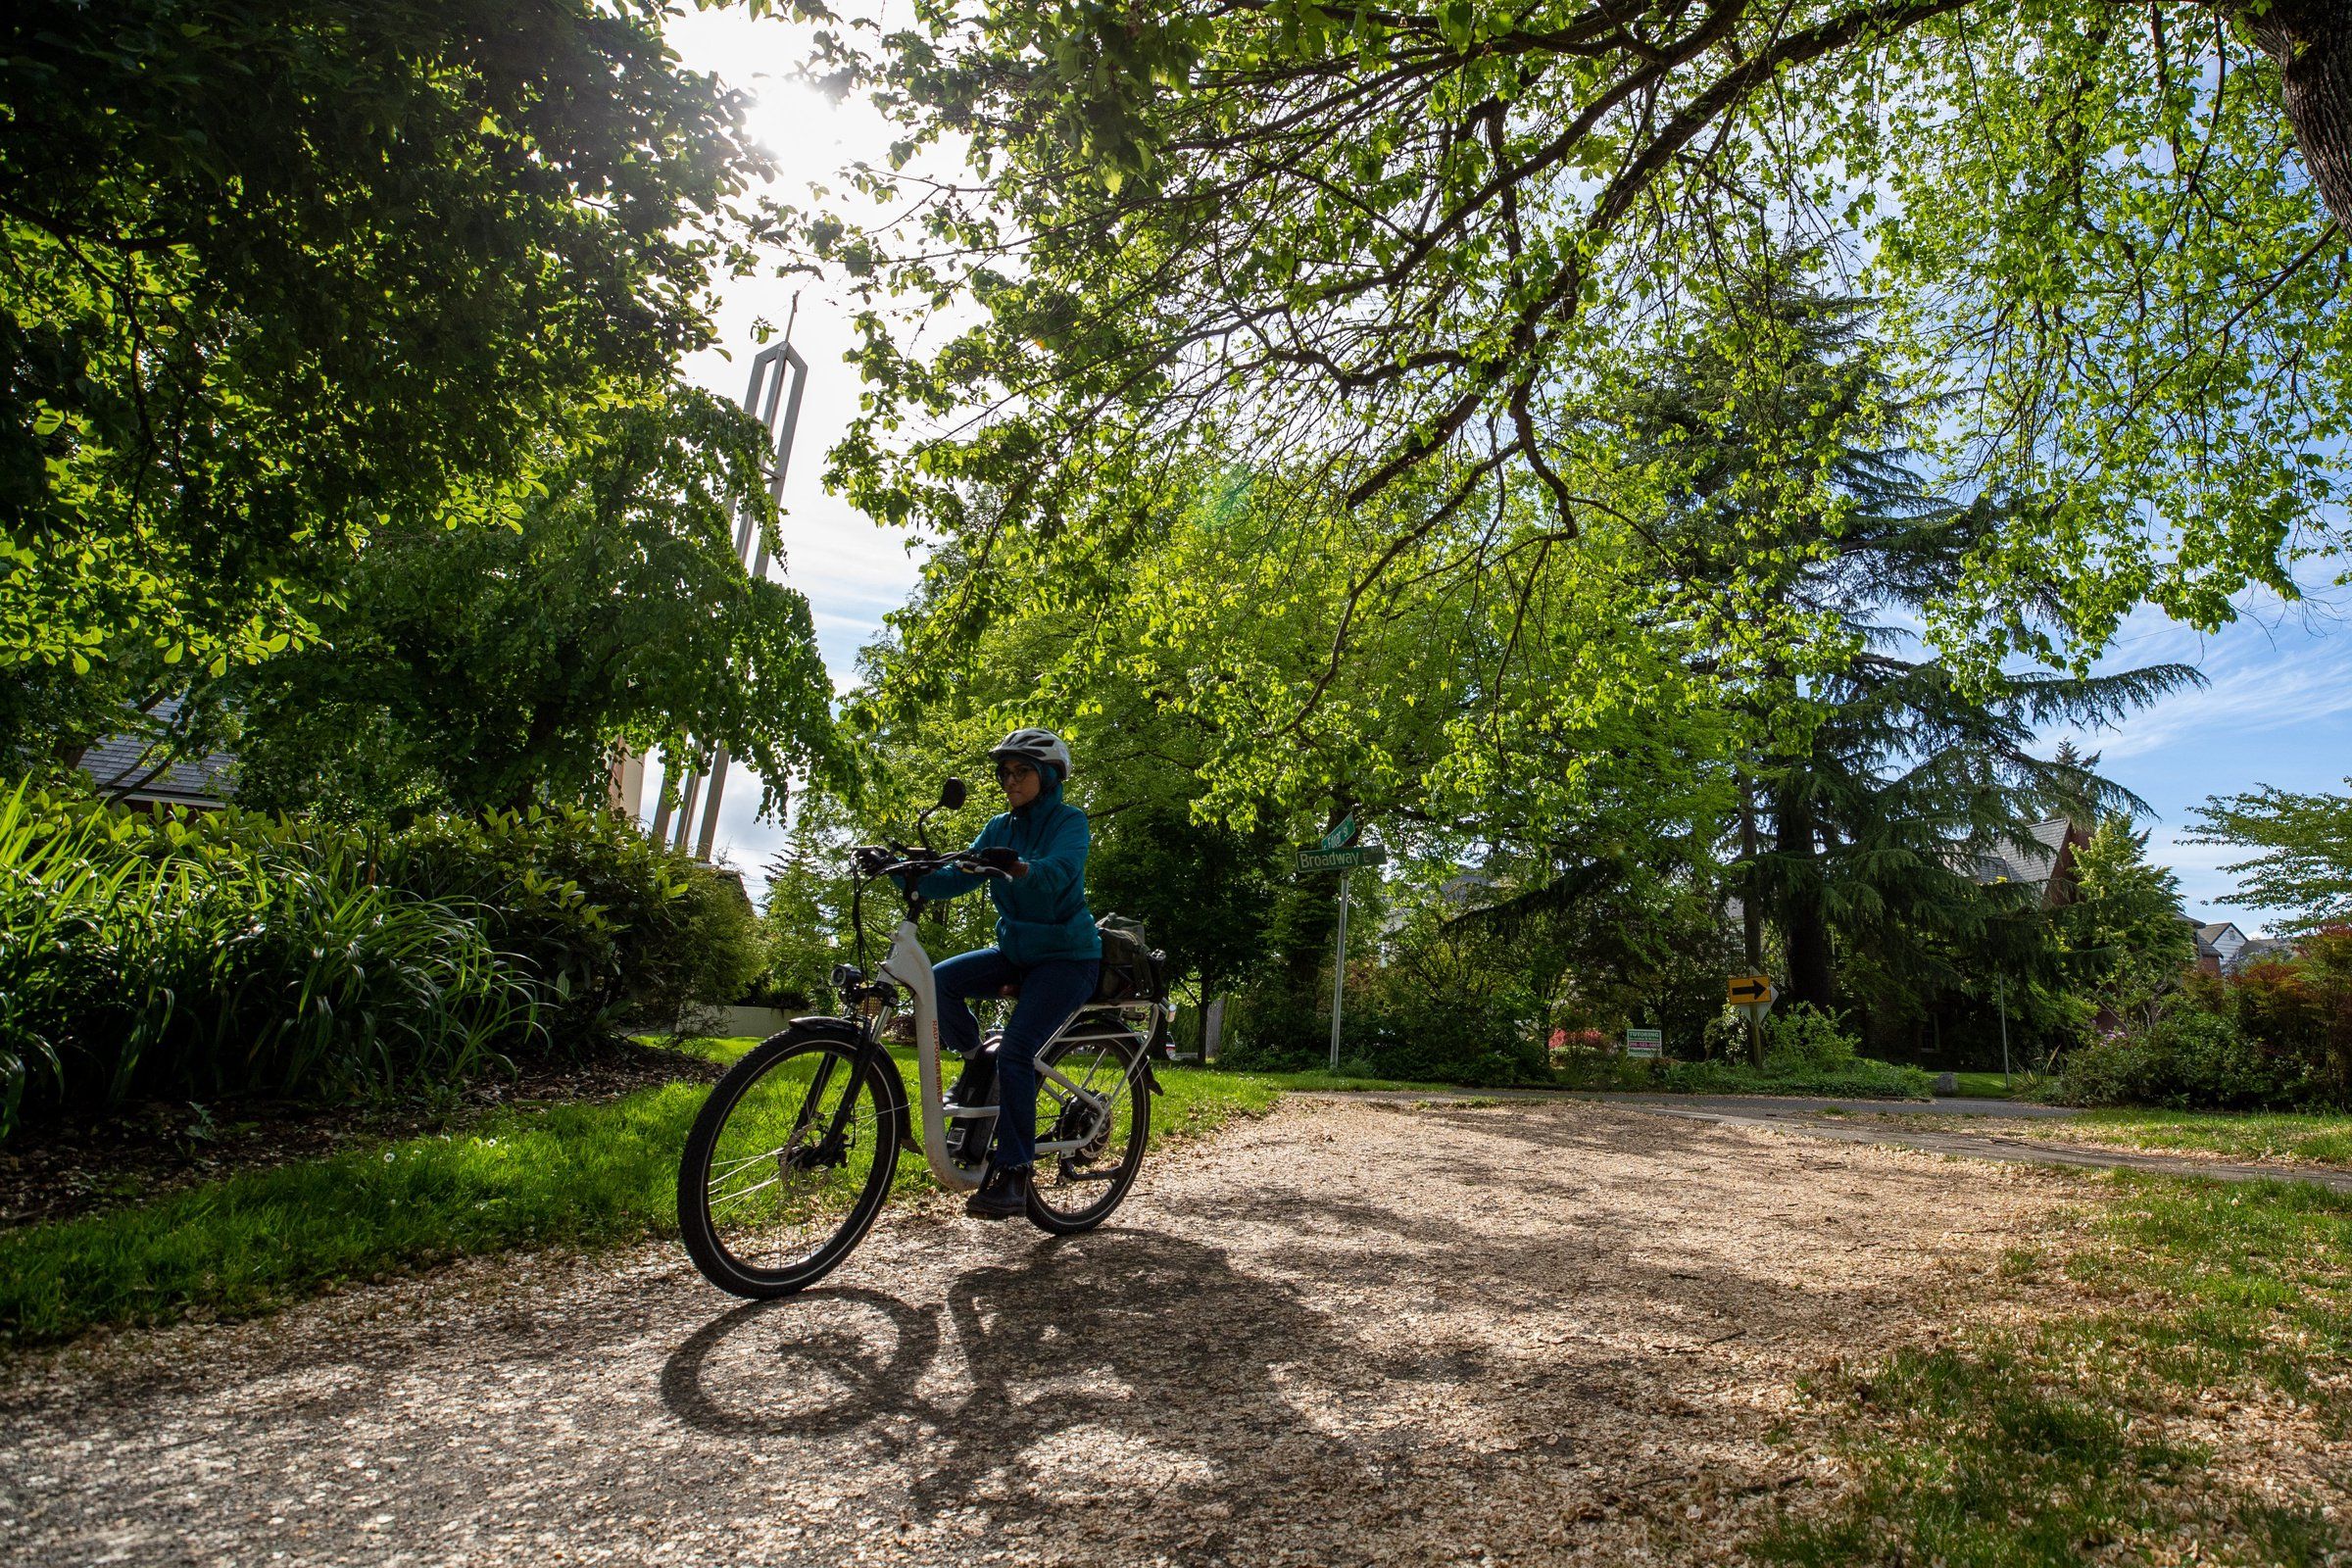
0, 1097, 2081, 1567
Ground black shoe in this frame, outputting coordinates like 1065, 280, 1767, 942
964, 1165, 1030, 1220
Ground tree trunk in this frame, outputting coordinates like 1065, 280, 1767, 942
1773, 788, 1838, 1012
2237, 0, 2352, 228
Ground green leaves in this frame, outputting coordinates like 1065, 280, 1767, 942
792, 0, 2347, 751
2, 0, 769, 722
221, 387, 840, 822
2186, 781, 2352, 933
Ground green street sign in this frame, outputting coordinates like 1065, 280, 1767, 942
1297, 843, 1387, 873
1320, 814, 1359, 852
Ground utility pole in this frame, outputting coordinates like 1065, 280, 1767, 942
1329, 871, 1350, 1072
1997, 971, 2011, 1085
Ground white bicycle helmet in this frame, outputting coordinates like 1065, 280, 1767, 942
988, 727, 1073, 782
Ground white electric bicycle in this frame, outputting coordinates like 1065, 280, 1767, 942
676, 777, 1169, 1298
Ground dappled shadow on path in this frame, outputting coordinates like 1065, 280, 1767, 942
0, 1098, 2078, 1567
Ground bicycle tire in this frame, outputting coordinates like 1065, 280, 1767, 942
676, 1025, 903, 1298
1026, 1025, 1152, 1235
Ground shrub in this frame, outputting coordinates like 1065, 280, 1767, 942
385, 808, 756, 1035
0, 788, 538, 1133
1217, 965, 1550, 1086
2054, 1008, 2309, 1110
1655, 1008, 1933, 1100
1337, 966, 1550, 1087
0, 785, 732, 1138
2176, 931, 2352, 1105
1762, 1004, 1862, 1074
1656, 1054, 1936, 1100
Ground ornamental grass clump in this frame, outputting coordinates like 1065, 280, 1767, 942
0, 784, 539, 1137
0, 785, 754, 1141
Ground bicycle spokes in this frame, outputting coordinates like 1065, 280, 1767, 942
698, 1044, 890, 1275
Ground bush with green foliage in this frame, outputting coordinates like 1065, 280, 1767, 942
0, 785, 747, 1137
386, 808, 760, 1038
1335, 963, 1551, 1087
2053, 1009, 2310, 1111
1550, 1004, 1936, 1099
1219, 988, 1549, 1086
2056, 932, 2352, 1110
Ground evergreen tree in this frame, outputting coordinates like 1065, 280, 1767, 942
1626, 260, 2199, 1024
2056, 819, 2196, 1032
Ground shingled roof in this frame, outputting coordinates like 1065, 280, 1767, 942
1962, 817, 2089, 906
74, 701, 235, 808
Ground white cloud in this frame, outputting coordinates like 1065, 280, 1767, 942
2078, 656, 2352, 760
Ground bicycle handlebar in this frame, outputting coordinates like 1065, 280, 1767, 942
855, 847, 1010, 884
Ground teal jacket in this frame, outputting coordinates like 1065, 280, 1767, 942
915, 777, 1102, 966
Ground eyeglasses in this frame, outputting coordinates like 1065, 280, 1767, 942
996, 761, 1035, 781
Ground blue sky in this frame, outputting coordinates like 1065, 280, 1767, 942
2050, 592, 2352, 935
659, 12, 2352, 935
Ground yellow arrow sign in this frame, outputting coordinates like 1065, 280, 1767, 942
1728, 974, 1775, 1004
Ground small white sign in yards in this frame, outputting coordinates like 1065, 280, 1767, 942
1624, 1027, 1663, 1059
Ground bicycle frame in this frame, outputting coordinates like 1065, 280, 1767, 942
877, 916, 1163, 1193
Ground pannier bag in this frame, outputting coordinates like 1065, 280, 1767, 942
1094, 913, 1168, 1003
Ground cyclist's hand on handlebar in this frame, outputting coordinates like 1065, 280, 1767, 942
971, 847, 1024, 878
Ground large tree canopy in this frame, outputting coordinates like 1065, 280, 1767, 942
222, 389, 839, 819
805, 0, 2349, 702
2, 0, 773, 688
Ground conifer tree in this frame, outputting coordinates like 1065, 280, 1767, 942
1627, 259, 2199, 1023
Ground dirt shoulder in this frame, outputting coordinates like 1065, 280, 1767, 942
1, 1095, 2105, 1567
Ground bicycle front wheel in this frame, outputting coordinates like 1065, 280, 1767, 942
677, 1026, 903, 1298
1027, 1023, 1152, 1235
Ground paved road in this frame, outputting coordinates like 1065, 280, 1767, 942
0, 1098, 2078, 1568
1624, 1101, 2352, 1195
1572, 1093, 2078, 1119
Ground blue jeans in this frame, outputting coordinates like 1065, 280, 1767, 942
932, 947, 1102, 1173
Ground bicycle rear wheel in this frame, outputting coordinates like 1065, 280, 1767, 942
1026, 1022, 1152, 1235
677, 1025, 903, 1298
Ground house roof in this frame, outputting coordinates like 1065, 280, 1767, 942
2194, 920, 2245, 947
75, 703, 235, 808
1966, 817, 2078, 890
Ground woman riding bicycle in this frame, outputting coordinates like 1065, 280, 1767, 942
907, 728, 1101, 1219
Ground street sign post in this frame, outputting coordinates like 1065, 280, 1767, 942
1294, 843, 1388, 873
1297, 835, 1386, 1070
1728, 974, 1776, 1061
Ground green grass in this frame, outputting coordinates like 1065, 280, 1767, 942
0, 1041, 1281, 1348
1757, 1172, 2352, 1565
1945, 1069, 2038, 1099
2055, 1108, 2352, 1168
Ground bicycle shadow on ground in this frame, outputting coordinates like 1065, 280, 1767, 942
658, 1228, 1412, 1538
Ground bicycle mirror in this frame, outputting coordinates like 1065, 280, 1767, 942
940, 776, 967, 809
